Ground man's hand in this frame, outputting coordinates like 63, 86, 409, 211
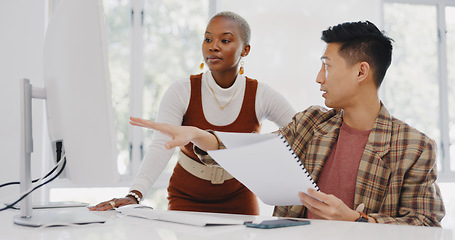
298, 189, 367, 222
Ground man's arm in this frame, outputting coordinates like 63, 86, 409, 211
369, 139, 445, 226
130, 117, 219, 151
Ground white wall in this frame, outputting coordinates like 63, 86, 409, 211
0, 0, 46, 203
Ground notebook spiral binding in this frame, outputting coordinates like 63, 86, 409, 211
279, 135, 320, 191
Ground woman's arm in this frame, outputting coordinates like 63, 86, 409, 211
90, 79, 190, 211
256, 82, 296, 127
130, 117, 219, 151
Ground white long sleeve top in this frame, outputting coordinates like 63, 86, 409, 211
129, 71, 296, 196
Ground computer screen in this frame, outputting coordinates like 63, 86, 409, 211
13, 0, 119, 227
43, 0, 119, 185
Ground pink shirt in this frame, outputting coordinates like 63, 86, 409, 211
308, 122, 371, 219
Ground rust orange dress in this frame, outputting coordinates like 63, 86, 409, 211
167, 73, 261, 215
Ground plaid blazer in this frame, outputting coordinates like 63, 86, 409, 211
273, 104, 445, 226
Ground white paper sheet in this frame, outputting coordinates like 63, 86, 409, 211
208, 132, 319, 206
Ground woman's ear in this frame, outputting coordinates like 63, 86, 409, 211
241, 44, 251, 57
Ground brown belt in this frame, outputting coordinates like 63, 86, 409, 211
178, 151, 233, 184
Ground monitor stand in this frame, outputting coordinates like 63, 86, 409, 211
13, 208, 106, 227
15, 79, 106, 227
13, 201, 89, 209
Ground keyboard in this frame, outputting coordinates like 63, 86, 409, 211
116, 205, 248, 227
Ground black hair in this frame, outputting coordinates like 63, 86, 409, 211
321, 21, 393, 87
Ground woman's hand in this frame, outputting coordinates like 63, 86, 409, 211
129, 117, 219, 151
88, 197, 137, 211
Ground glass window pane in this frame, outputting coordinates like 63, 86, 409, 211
383, 3, 441, 160
103, 0, 131, 175
446, 6, 455, 171
143, 0, 208, 139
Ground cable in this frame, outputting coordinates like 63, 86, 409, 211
0, 156, 66, 211
0, 154, 67, 212
0, 162, 62, 188
0, 141, 64, 189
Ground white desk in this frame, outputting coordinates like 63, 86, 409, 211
1, 208, 453, 240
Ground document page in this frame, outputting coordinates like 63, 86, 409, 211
208, 132, 319, 206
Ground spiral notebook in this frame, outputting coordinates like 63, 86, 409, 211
207, 132, 319, 206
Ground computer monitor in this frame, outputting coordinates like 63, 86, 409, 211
43, 0, 119, 185
14, 0, 119, 227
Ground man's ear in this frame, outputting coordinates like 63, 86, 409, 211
241, 44, 251, 57
357, 61, 370, 83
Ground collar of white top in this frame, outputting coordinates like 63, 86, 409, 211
203, 71, 245, 101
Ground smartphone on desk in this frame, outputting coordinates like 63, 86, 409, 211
244, 219, 310, 229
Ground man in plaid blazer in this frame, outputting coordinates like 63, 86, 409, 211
272, 21, 445, 226
129, 21, 445, 226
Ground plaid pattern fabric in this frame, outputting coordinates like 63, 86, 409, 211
273, 104, 445, 226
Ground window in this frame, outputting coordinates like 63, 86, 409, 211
446, 6, 455, 173
104, 0, 131, 175
383, 0, 455, 180
383, 0, 455, 228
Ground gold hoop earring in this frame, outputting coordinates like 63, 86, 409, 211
239, 61, 244, 75
200, 62, 204, 71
